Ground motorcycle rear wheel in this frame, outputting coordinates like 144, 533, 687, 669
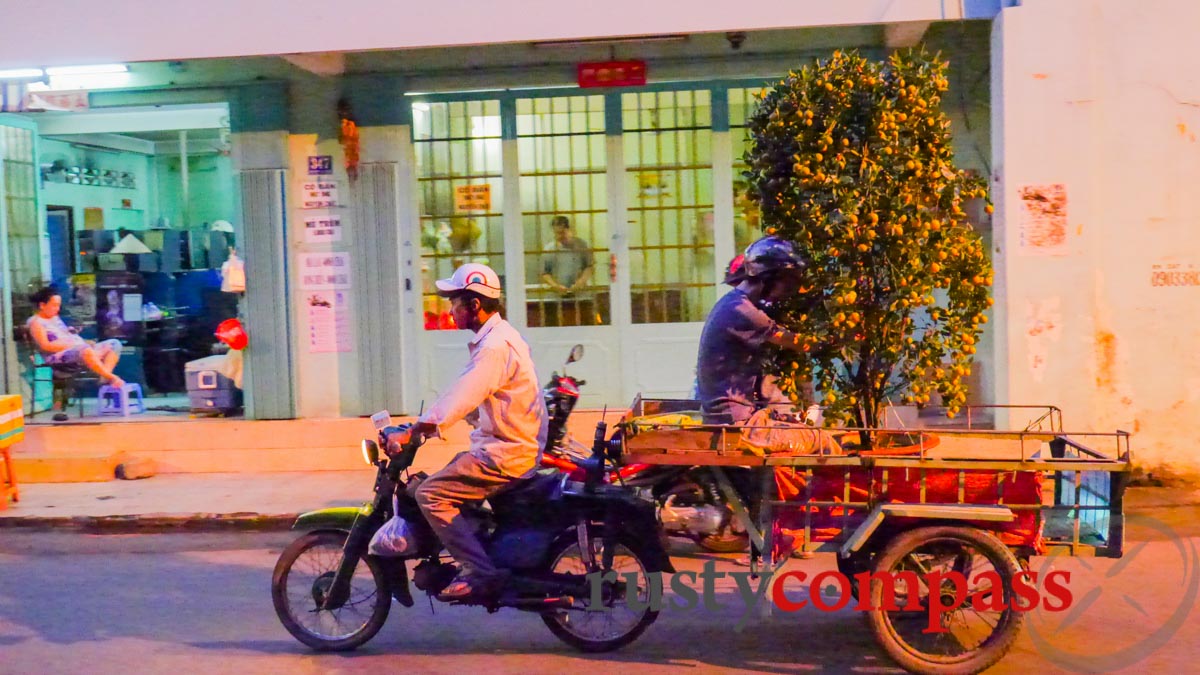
699, 527, 750, 553
662, 481, 750, 553
540, 531, 660, 653
271, 531, 391, 651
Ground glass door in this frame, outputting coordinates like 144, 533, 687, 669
412, 99, 505, 398
513, 94, 621, 404
617, 90, 717, 400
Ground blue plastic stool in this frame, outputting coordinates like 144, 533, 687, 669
97, 382, 146, 416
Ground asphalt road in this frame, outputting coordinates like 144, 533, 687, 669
1, 510, 1198, 675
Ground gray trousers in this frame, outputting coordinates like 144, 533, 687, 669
414, 451, 514, 579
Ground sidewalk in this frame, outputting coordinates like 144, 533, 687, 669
0, 441, 464, 531
2, 468, 1199, 532
0, 471, 376, 531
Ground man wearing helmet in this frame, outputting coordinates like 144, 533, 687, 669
695, 236, 817, 424
387, 263, 549, 601
699, 237, 840, 455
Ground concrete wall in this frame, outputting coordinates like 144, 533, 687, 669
154, 153, 236, 229
992, 0, 1200, 477
0, 1, 1003, 69
40, 139, 156, 233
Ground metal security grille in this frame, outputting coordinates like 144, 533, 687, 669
516, 95, 610, 327
1, 124, 39, 395
239, 169, 295, 419
621, 90, 715, 324
350, 163, 404, 414
1, 126, 39, 313
729, 87, 766, 255
412, 100, 504, 330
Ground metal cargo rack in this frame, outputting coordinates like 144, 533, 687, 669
612, 397, 1132, 569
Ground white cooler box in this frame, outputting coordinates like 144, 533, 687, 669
185, 355, 242, 413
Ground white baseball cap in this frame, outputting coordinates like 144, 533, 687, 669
435, 262, 502, 299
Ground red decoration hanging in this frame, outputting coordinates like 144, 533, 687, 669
337, 98, 360, 181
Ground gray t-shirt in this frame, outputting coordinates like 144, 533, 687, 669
695, 289, 791, 424
542, 237, 591, 288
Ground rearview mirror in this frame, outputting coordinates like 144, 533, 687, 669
567, 344, 584, 364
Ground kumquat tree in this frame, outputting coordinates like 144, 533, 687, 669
742, 49, 993, 441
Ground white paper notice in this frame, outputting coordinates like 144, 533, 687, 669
300, 180, 339, 209
1017, 183, 1069, 256
307, 290, 352, 353
122, 293, 143, 321
299, 252, 352, 290
304, 214, 342, 243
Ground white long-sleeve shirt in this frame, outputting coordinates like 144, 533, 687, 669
419, 313, 549, 477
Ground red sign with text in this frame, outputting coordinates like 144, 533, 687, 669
577, 60, 647, 88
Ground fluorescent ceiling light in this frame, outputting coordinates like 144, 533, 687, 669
404, 88, 505, 96
45, 64, 128, 76
531, 34, 687, 48
0, 68, 44, 79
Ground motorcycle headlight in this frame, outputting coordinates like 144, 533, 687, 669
361, 439, 380, 466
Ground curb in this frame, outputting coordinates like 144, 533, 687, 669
1125, 487, 1200, 511
1126, 500, 1200, 510
0, 512, 299, 533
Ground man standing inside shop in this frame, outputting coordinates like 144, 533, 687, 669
541, 215, 593, 296
540, 215, 596, 326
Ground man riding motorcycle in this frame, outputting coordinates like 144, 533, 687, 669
387, 263, 549, 602
695, 236, 841, 562
696, 235, 830, 435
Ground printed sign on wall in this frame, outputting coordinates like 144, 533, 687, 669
454, 184, 491, 212
1149, 262, 1200, 288
300, 180, 339, 209
303, 214, 342, 243
23, 90, 89, 111
1017, 183, 1069, 256
298, 252, 352, 289
307, 290, 352, 353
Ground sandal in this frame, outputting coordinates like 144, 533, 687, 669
438, 579, 476, 600
437, 573, 503, 602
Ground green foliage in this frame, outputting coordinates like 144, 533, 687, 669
743, 49, 993, 430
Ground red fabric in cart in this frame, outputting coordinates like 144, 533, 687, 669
771, 467, 1044, 559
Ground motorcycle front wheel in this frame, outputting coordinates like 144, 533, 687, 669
271, 531, 391, 651
540, 531, 660, 653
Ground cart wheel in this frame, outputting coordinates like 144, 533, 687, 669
863, 526, 1025, 675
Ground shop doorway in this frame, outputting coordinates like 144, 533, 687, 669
2, 105, 245, 423
46, 206, 73, 282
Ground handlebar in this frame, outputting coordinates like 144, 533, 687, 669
380, 424, 423, 457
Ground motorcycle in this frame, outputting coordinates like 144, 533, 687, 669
271, 411, 674, 653
540, 346, 750, 553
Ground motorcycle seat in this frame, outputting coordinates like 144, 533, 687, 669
488, 469, 563, 510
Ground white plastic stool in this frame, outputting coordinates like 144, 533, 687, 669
97, 382, 146, 416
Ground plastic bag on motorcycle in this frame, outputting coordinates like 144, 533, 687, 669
368, 496, 418, 557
